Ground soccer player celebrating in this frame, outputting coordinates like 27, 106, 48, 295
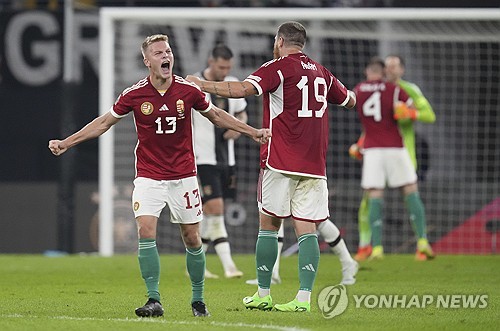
48, 34, 270, 318
352, 55, 436, 261
187, 21, 356, 312
192, 44, 246, 279
353, 57, 435, 262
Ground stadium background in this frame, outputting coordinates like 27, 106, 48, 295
0, 0, 498, 256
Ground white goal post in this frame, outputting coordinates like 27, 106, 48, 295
99, 7, 500, 256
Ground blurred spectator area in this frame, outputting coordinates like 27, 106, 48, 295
2, 0, 498, 10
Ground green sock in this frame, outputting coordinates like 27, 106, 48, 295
297, 233, 320, 292
369, 198, 383, 247
138, 239, 161, 302
358, 192, 371, 247
256, 230, 278, 289
406, 192, 427, 239
186, 246, 205, 303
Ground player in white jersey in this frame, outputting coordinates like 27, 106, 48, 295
192, 45, 247, 279
49, 34, 270, 318
187, 21, 357, 312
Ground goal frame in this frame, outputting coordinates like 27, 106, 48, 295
98, 7, 500, 256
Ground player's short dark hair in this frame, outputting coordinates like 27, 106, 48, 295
366, 56, 385, 72
386, 54, 405, 67
211, 44, 233, 60
277, 21, 306, 48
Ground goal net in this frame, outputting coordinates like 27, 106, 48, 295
99, 8, 500, 256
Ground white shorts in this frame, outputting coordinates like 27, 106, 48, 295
257, 168, 329, 222
132, 176, 203, 224
361, 148, 417, 189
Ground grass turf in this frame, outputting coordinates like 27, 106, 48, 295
0, 254, 498, 331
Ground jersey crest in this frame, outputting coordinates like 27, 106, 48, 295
140, 102, 154, 115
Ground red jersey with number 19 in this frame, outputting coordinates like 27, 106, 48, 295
353, 79, 410, 149
245, 53, 350, 179
111, 75, 211, 180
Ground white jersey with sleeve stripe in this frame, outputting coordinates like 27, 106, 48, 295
244, 52, 350, 179
192, 72, 247, 166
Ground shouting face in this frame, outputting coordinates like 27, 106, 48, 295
143, 40, 174, 81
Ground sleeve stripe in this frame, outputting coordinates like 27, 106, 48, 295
247, 74, 262, 82
196, 102, 212, 113
110, 107, 128, 118
244, 78, 263, 96
339, 93, 350, 107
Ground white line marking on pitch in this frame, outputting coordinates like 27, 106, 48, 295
1, 314, 311, 331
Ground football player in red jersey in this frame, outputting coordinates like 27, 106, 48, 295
48, 34, 270, 318
353, 57, 434, 261
187, 21, 356, 312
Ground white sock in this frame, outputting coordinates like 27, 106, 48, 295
317, 219, 340, 242
200, 217, 210, 253
214, 241, 237, 272
204, 215, 236, 272
273, 239, 283, 278
296, 290, 311, 303
333, 239, 355, 266
258, 287, 270, 297
318, 220, 354, 265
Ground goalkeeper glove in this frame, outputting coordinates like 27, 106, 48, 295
394, 102, 418, 121
348, 134, 365, 161
349, 144, 363, 160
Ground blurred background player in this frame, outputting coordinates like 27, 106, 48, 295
192, 44, 247, 278
353, 57, 435, 261
352, 55, 436, 261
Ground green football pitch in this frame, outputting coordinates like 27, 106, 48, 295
0, 254, 498, 331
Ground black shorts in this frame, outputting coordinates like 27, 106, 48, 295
197, 165, 237, 203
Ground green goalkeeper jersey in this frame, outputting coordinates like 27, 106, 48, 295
397, 79, 436, 170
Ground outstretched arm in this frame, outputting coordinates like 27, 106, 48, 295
224, 110, 248, 140
201, 106, 270, 144
48, 112, 120, 156
186, 75, 257, 98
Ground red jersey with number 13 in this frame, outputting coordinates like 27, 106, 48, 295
111, 75, 211, 180
245, 53, 350, 179
353, 79, 410, 149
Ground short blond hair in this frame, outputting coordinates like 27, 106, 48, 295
141, 34, 169, 58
